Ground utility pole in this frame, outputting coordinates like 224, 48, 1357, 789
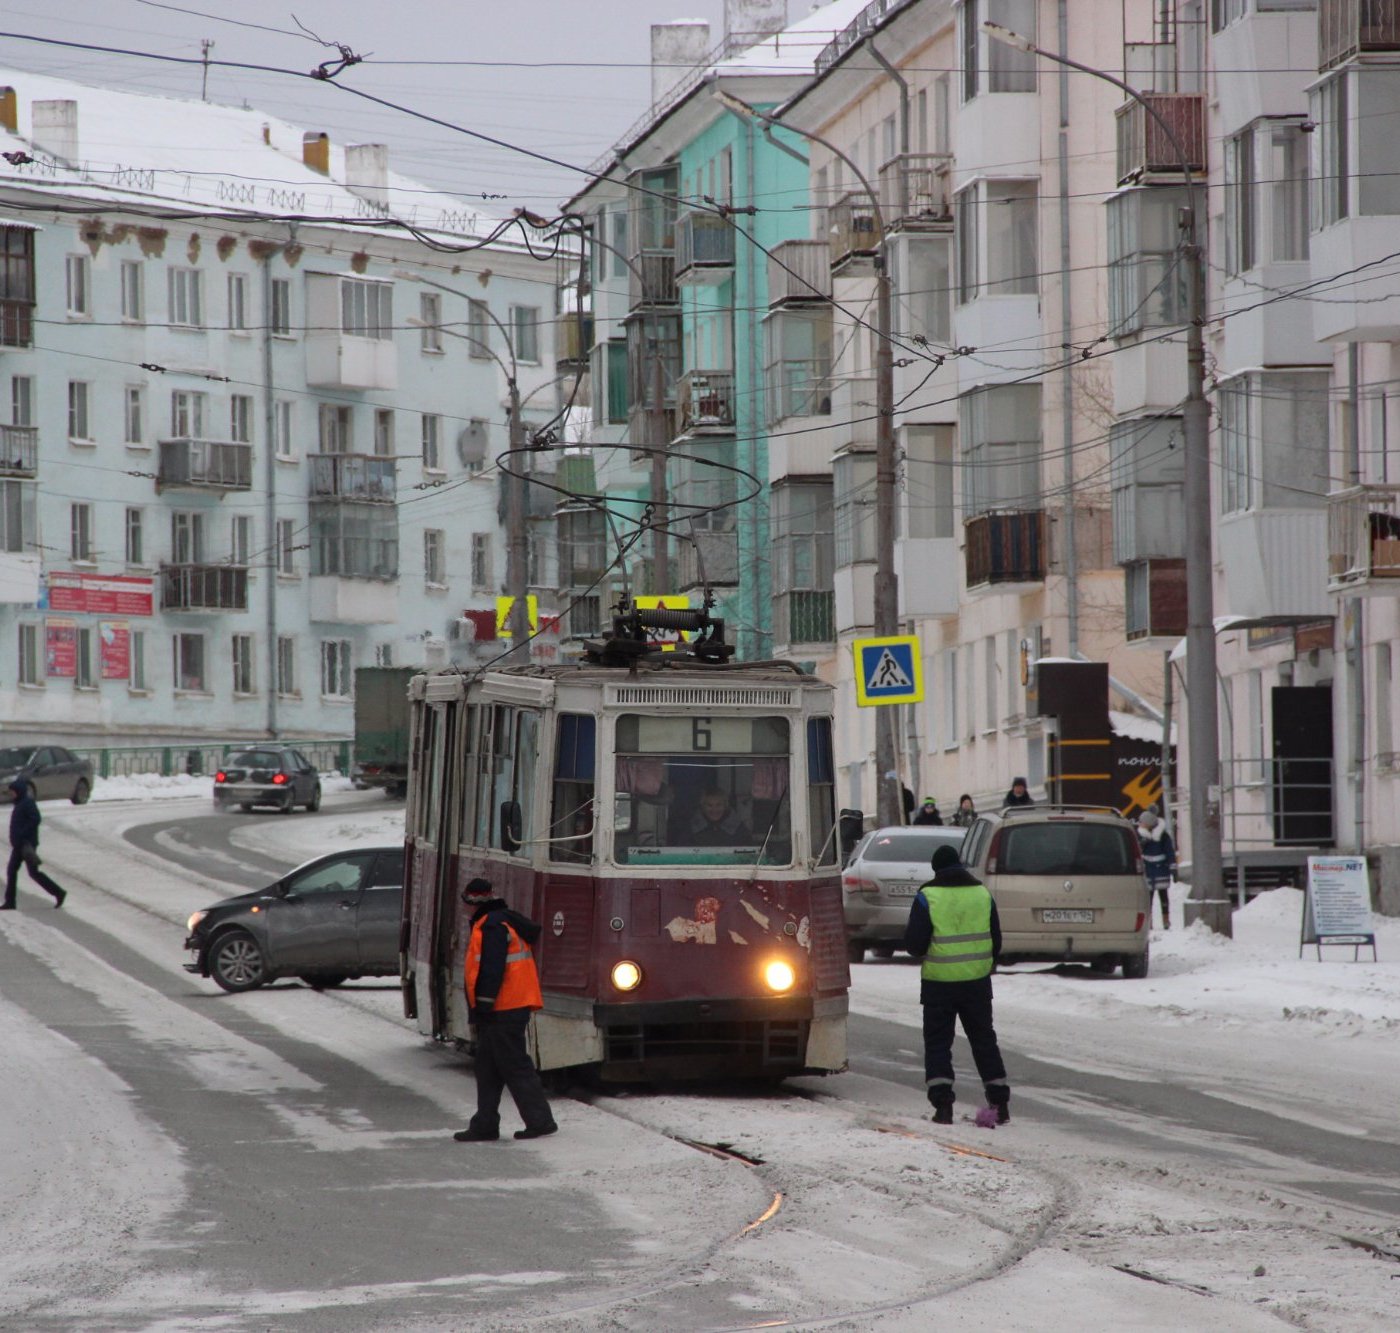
504, 377, 531, 649
649, 347, 668, 594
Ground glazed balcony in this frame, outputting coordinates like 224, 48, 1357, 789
627, 251, 677, 309
161, 563, 249, 612
157, 438, 253, 494
0, 424, 37, 477
309, 453, 396, 503
675, 210, 734, 287
678, 369, 737, 435
829, 191, 879, 273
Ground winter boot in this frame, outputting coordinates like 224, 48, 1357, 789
986, 1084, 1011, 1124
931, 1102, 954, 1125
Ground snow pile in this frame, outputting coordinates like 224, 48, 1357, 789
88, 772, 357, 804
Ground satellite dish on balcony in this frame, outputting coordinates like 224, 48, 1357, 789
457, 421, 487, 468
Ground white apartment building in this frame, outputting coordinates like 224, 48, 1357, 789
0, 70, 562, 749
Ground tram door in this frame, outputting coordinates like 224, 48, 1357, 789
419, 699, 462, 1037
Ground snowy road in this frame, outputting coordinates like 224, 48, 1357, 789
1, 788, 1397, 1330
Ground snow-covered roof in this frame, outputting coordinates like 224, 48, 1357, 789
0, 66, 508, 244
715, 0, 876, 75
1109, 709, 1174, 746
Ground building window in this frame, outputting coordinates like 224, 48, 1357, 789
901, 424, 956, 539
955, 185, 978, 302
11, 375, 32, 426
76, 625, 97, 690
471, 532, 493, 592
120, 261, 144, 322
232, 632, 254, 695
276, 635, 297, 694
230, 394, 253, 444
168, 267, 204, 328
171, 389, 207, 438
374, 642, 393, 667
511, 305, 540, 364
230, 514, 251, 566
318, 403, 352, 453
310, 502, 398, 578
65, 254, 90, 316
125, 507, 144, 566
893, 234, 952, 347
171, 510, 207, 564
960, 0, 1036, 102
984, 180, 1037, 296
557, 506, 606, 585
130, 629, 147, 691
425, 528, 445, 584
833, 453, 877, 568
1377, 642, 1395, 766
270, 278, 292, 335
68, 381, 91, 442
321, 639, 352, 698
420, 292, 443, 352
374, 409, 394, 456
274, 400, 293, 459
341, 278, 391, 339
1217, 371, 1330, 515
70, 502, 94, 562
0, 480, 33, 554
17, 623, 40, 686
422, 413, 442, 470
173, 632, 206, 692
960, 383, 1042, 514
772, 481, 835, 646
227, 273, 248, 330
1227, 120, 1309, 275
276, 518, 297, 575
467, 299, 491, 359
0, 226, 35, 346
1106, 186, 1190, 336
124, 386, 145, 446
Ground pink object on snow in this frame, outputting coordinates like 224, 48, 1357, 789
974, 1105, 1000, 1129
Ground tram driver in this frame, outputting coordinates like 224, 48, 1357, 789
688, 787, 753, 847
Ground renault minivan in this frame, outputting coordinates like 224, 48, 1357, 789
961, 805, 1151, 977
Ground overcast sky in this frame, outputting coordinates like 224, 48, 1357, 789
0, 0, 742, 208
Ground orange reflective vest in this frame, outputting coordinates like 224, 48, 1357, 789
465, 916, 543, 1012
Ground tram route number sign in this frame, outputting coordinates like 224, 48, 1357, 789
1300, 856, 1378, 962
853, 635, 924, 707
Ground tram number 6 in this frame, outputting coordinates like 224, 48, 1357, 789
692, 717, 712, 751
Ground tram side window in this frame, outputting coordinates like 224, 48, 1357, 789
512, 711, 539, 851
470, 706, 495, 848
807, 716, 837, 866
459, 705, 479, 847
550, 713, 596, 863
418, 706, 446, 843
490, 705, 515, 849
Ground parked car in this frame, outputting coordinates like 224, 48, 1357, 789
213, 745, 322, 813
960, 804, 1151, 978
843, 825, 968, 963
184, 846, 404, 992
0, 745, 93, 804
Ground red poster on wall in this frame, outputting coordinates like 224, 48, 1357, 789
49, 572, 154, 616
45, 617, 77, 678
100, 620, 130, 679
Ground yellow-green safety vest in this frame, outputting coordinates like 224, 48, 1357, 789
918, 881, 995, 982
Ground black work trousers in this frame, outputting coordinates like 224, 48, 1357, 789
4, 844, 64, 907
921, 975, 1007, 1106
467, 1009, 555, 1136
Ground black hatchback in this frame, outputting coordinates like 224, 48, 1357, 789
213, 745, 321, 813
184, 846, 404, 992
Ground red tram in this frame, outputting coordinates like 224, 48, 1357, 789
400, 610, 849, 1081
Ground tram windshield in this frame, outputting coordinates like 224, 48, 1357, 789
613, 714, 791, 866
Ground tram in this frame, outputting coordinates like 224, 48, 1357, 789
400, 606, 849, 1081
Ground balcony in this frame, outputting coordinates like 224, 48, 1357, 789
1218, 509, 1331, 622
774, 590, 835, 650
1125, 559, 1186, 642
829, 191, 879, 273
877, 153, 952, 230
1327, 484, 1400, 594
1320, 0, 1400, 70
0, 424, 37, 477
309, 453, 396, 503
964, 510, 1046, 590
766, 359, 832, 426
675, 211, 735, 287
768, 240, 831, 306
627, 252, 677, 309
1115, 92, 1205, 184
678, 370, 736, 435
556, 310, 594, 366
157, 438, 252, 494
677, 528, 739, 590
161, 563, 249, 612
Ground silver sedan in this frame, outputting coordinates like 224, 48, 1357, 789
842, 825, 968, 963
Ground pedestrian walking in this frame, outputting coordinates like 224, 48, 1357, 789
453, 877, 557, 1143
950, 794, 977, 828
1003, 776, 1034, 808
1137, 807, 1176, 929
2, 778, 66, 911
912, 796, 944, 826
904, 844, 1009, 1125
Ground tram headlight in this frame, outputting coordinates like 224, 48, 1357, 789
763, 959, 796, 994
611, 960, 643, 992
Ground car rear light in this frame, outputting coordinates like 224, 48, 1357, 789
841, 874, 860, 893
1135, 911, 1146, 932
214, 772, 226, 783
986, 828, 1004, 875
272, 773, 288, 785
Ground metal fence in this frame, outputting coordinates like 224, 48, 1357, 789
74, 738, 352, 780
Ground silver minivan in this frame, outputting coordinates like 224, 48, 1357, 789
961, 805, 1151, 977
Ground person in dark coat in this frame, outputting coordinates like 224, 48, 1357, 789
950, 794, 977, 828
912, 796, 944, 826
453, 877, 557, 1142
1137, 807, 1176, 929
1003, 777, 1034, 808
2, 777, 66, 910
904, 844, 1009, 1125
901, 784, 916, 826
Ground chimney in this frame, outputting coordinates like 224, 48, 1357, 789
725, 0, 788, 44
33, 99, 78, 162
345, 143, 389, 210
302, 131, 330, 175
0, 88, 16, 136
650, 21, 710, 108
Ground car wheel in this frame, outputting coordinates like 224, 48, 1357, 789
1090, 956, 1118, 975
303, 974, 347, 990
305, 783, 322, 813
1121, 944, 1150, 979
70, 778, 91, 805
209, 930, 268, 992
870, 944, 895, 960
846, 940, 866, 965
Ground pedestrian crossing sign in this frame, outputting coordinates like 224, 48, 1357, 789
495, 595, 539, 638
853, 635, 924, 707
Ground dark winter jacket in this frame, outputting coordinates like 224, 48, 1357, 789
1003, 778, 1034, 808
466, 896, 542, 1018
903, 862, 1002, 1001
1140, 828, 1176, 887
8, 778, 40, 849
912, 806, 944, 826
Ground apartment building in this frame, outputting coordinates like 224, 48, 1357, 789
0, 71, 560, 747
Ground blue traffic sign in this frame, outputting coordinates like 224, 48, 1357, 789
853, 635, 924, 707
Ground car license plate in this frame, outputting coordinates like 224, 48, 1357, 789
1041, 908, 1094, 923
888, 882, 922, 897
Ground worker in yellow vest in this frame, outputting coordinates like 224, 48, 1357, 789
903, 844, 1010, 1125
453, 877, 557, 1143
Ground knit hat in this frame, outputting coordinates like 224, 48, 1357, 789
462, 877, 493, 901
1138, 810, 1159, 831
930, 844, 961, 872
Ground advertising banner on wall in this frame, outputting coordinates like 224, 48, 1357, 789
99, 620, 130, 679
49, 572, 154, 617
45, 617, 77, 677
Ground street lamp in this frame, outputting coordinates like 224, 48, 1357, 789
983, 22, 1228, 935
714, 88, 904, 829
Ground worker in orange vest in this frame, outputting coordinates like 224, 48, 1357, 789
453, 877, 558, 1142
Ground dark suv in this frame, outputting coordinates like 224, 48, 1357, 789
214, 745, 321, 813
184, 846, 404, 992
